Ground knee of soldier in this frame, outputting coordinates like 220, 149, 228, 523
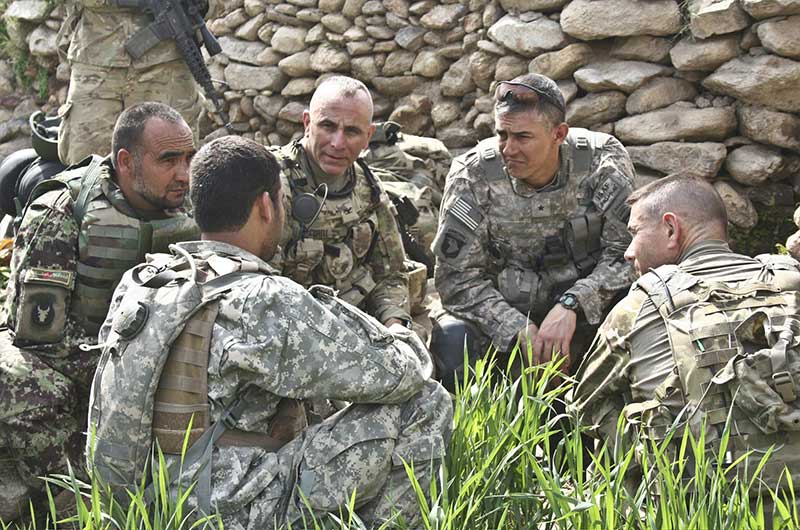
429, 315, 480, 393
395, 380, 453, 465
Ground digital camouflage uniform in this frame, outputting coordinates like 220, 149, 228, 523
88, 240, 452, 529
57, 0, 218, 164
571, 241, 800, 523
270, 141, 411, 325
0, 158, 197, 519
432, 129, 636, 375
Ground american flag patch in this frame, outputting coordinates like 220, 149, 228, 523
449, 197, 482, 232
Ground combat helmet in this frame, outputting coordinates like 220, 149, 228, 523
29, 110, 60, 162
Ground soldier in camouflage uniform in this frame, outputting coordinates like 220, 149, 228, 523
88, 137, 452, 529
570, 175, 800, 526
0, 103, 198, 520
268, 76, 412, 329
430, 73, 636, 391
57, 0, 220, 165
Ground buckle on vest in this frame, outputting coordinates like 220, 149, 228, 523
575, 136, 589, 150
481, 147, 496, 160
772, 371, 797, 402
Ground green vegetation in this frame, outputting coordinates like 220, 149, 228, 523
2, 352, 799, 529
0, 0, 52, 102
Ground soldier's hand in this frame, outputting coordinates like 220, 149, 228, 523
516, 322, 540, 365
384, 317, 406, 329
533, 305, 577, 372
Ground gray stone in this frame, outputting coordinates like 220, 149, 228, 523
4, 0, 51, 22
0, 137, 31, 161
439, 120, 479, 147
386, 13, 406, 29
670, 34, 740, 70
340, 0, 365, 17
610, 36, 673, 63
235, 13, 268, 41
500, 0, 569, 11
737, 104, 800, 151
557, 80, 579, 104
464, 12, 483, 33
574, 61, 672, 93
255, 48, 283, 66
347, 41, 373, 55
319, 0, 345, 12
310, 43, 350, 72
528, 43, 593, 80
757, 16, 800, 59
742, 0, 800, 18
561, 0, 681, 40
225, 64, 287, 91
566, 91, 628, 127
431, 100, 461, 127
384, 0, 410, 17
278, 51, 313, 76
487, 14, 567, 57
382, 50, 416, 75
474, 112, 495, 137
412, 50, 449, 77
395, 25, 426, 50
441, 56, 475, 96
626, 142, 727, 179
626, 77, 699, 114
420, 4, 467, 29
495, 56, 528, 80
726, 143, 790, 185
363, 0, 386, 14
343, 26, 368, 41
321, 14, 351, 33
372, 75, 419, 96
244, 0, 267, 16
703, 54, 800, 113
27, 25, 57, 56
366, 25, 395, 39
0, 118, 28, 144
278, 101, 307, 123
374, 40, 398, 52
306, 24, 326, 44
351, 56, 380, 80
476, 39, 507, 55
282, 78, 317, 97
287, 0, 316, 7
409, 0, 434, 16
271, 26, 308, 54
469, 51, 495, 90
296, 8, 323, 23
218, 36, 268, 66
714, 181, 758, 228
615, 104, 737, 144
257, 24, 274, 43
689, 0, 751, 38
389, 103, 431, 135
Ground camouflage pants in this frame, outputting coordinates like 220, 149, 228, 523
176, 380, 453, 530
58, 60, 203, 165
0, 332, 82, 521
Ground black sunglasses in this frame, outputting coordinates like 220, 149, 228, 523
492, 81, 565, 114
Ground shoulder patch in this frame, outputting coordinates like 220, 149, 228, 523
23, 268, 75, 289
439, 230, 467, 259
447, 197, 483, 232
593, 176, 621, 213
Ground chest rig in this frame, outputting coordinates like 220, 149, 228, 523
631, 255, 800, 490
274, 142, 386, 306
474, 130, 609, 315
26, 156, 198, 337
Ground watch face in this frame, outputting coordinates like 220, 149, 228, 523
560, 294, 578, 310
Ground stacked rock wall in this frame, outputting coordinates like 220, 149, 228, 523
2, 0, 800, 253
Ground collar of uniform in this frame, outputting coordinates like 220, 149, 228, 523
173, 240, 278, 274
679, 239, 732, 264
508, 143, 568, 196
296, 141, 354, 193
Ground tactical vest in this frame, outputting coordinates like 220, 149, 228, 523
25, 157, 199, 337
272, 142, 389, 307
632, 254, 800, 489
474, 129, 618, 315
88, 248, 305, 511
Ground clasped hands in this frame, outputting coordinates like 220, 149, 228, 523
516, 303, 576, 372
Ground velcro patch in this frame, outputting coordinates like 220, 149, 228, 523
448, 197, 483, 232
23, 268, 75, 289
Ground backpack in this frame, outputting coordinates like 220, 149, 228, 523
632, 255, 800, 488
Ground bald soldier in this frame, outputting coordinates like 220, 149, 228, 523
268, 76, 412, 329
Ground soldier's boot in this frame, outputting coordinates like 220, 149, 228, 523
0, 451, 37, 523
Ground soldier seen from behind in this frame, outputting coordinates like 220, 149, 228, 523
571, 175, 800, 528
0, 102, 198, 520
268, 76, 413, 330
87, 136, 452, 528
430, 72, 636, 391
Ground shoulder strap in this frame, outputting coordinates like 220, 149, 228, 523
477, 140, 505, 182
356, 158, 383, 206
635, 265, 699, 317
72, 155, 109, 225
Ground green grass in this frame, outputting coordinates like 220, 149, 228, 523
2, 349, 799, 529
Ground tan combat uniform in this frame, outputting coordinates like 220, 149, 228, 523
270, 141, 411, 325
57, 1, 212, 164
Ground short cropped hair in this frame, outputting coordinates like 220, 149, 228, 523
190, 136, 281, 233
111, 102, 186, 162
310, 75, 374, 122
627, 174, 728, 232
494, 73, 566, 127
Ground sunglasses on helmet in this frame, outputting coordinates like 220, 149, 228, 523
492, 80, 565, 114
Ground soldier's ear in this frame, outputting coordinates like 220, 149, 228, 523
302, 110, 311, 135
553, 122, 569, 144
116, 149, 134, 180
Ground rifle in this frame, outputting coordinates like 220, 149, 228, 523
391, 194, 434, 276
114, 0, 232, 133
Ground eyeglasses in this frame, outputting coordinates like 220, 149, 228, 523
492, 80, 565, 114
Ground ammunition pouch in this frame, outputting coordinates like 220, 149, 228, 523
564, 211, 603, 276
338, 265, 377, 307
497, 267, 541, 316
288, 238, 324, 286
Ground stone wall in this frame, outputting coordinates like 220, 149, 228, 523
2, 0, 800, 252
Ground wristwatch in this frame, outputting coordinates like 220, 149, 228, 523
558, 292, 580, 312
